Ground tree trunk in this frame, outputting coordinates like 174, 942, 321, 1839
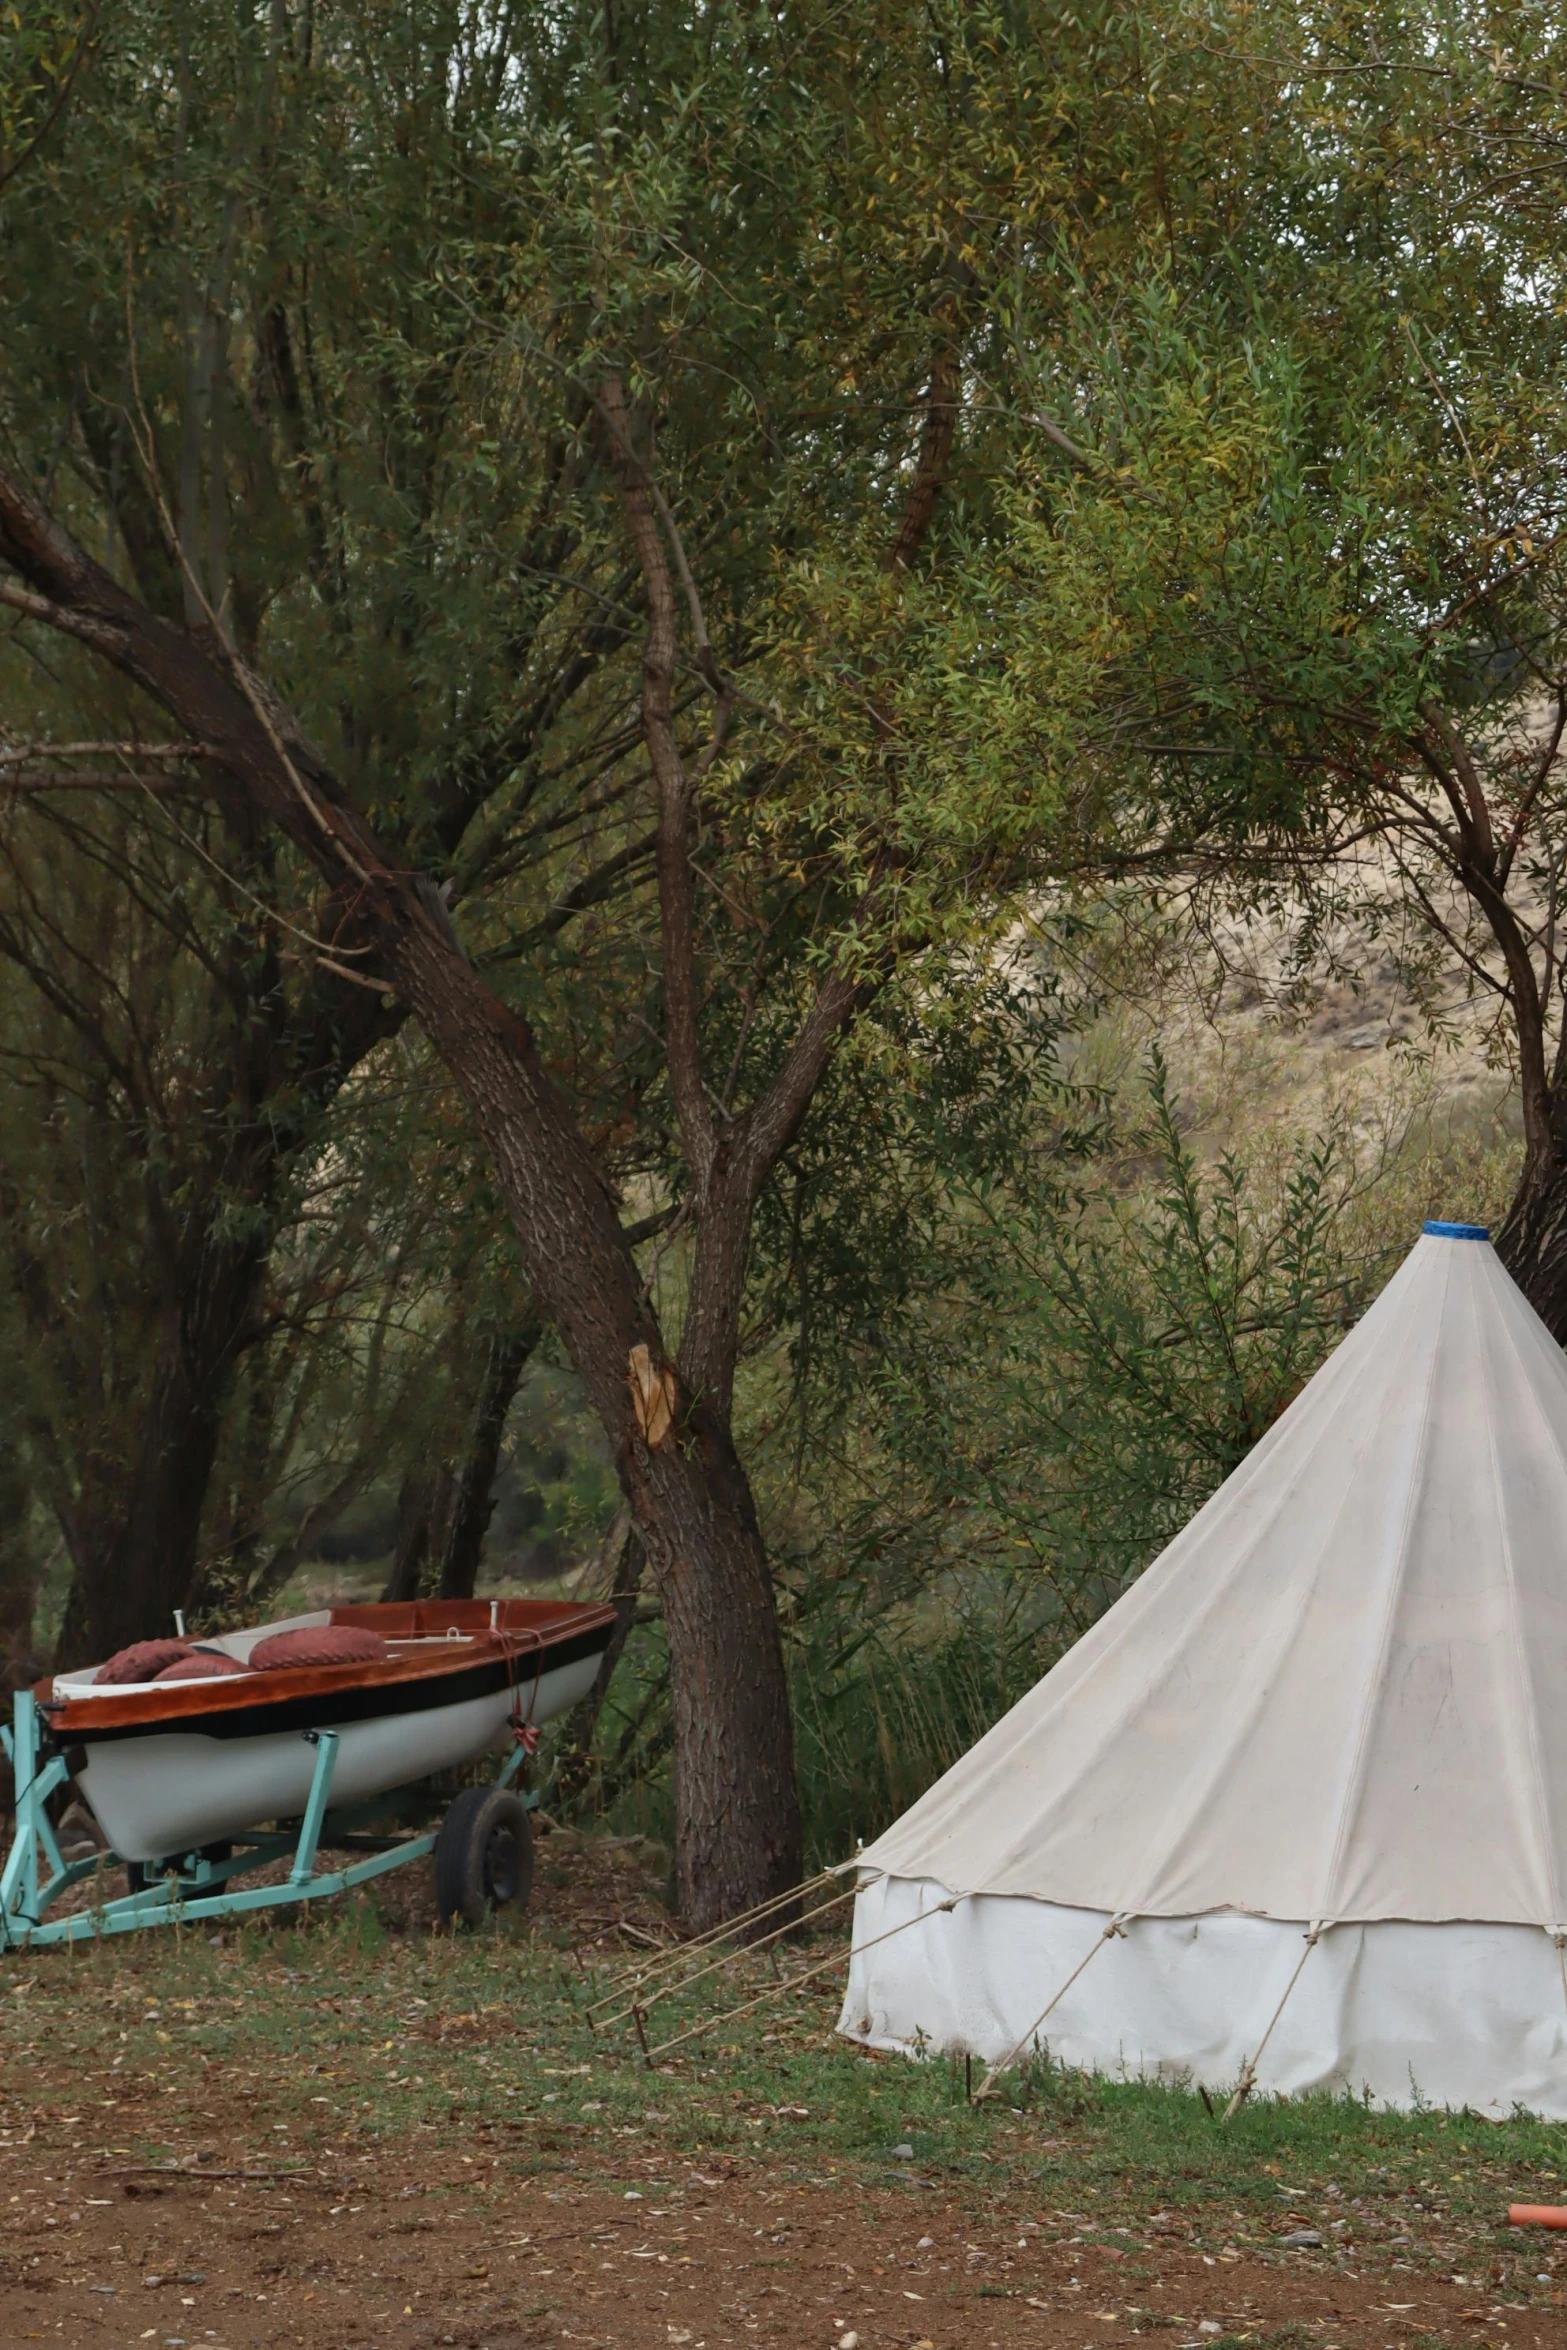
1436, 746, 1567, 1342
382, 1467, 440, 1603
624, 1402, 801, 1921
0, 1434, 38, 1698
388, 935, 802, 1925
1494, 1150, 1567, 1341
438, 1323, 538, 1599
46, 955, 391, 1665
555, 1513, 646, 1806
54, 1227, 269, 1665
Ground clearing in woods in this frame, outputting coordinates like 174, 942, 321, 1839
1, 1829, 1565, 2349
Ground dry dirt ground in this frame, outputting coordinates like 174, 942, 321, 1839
7, 2152, 1567, 2350
4, 2139, 1565, 2350
3, 1831, 1565, 2350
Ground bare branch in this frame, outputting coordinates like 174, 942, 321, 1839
0, 740, 211, 760
0, 572, 125, 651
1499, 694, 1567, 888
885, 347, 961, 572
602, 370, 717, 1190
590, 378, 722, 692
0, 770, 208, 792
480, 830, 658, 966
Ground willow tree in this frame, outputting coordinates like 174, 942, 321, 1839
0, 0, 1290, 1921
918, 6, 1567, 1332
0, 0, 646, 1655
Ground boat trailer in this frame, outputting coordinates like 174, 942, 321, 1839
0, 1687, 537, 1949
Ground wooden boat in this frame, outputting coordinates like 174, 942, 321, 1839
39, 1596, 616, 1864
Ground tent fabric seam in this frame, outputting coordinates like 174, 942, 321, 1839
1317, 1254, 1444, 1921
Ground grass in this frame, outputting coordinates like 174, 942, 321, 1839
3, 1888, 1565, 2308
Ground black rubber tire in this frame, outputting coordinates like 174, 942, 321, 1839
433, 1786, 533, 1929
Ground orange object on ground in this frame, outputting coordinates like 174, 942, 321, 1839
1509, 2205, 1567, 2228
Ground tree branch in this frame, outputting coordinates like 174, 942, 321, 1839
480, 830, 658, 966
885, 346, 961, 573
1499, 693, 1567, 889
602, 371, 719, 1192
1419, 699, 1496, 863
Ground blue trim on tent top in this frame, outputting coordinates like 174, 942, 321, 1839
1423, 1219, 1490, 1240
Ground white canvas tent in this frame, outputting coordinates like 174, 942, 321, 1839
838, 1222, 1567, 2114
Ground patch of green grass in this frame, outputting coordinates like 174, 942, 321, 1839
1208, 2333, 1318, 2350
3, 1890, 1566, 2313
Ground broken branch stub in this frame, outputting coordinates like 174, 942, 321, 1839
628, 1343, 679, 1449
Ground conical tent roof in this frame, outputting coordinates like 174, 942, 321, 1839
859, 1226, 1567, 1927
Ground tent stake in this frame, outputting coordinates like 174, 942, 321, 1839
1221, 1921, 1324, 2122
974, 1913, 1131, 2100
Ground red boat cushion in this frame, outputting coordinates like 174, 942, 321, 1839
247, 1626, 388, 1671
94, 1639, 194, 1685
153, 1651, 251, 1682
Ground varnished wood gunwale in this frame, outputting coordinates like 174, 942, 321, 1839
38, 1597, 617, 1742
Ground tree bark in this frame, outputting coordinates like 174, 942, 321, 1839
1477, 853, 1567, 1334
380, 1470, 430, 1604
0, 1432, 38, 1697
554, 1512, 647, 1806
1494, 1148, 1567, 1341
439, 1322, 539, 1600
54, 1223, 270, 1663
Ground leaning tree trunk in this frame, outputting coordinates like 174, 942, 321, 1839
386, 925, 804, 1927
1465, 844, 1567, 1343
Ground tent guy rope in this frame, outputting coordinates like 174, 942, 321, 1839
972, 1913, 1131, 2100
622, 1880, 965, 2065
1220, 1921, 1326, 2121
591, 1868, 838, 2011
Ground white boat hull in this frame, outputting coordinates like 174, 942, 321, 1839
73, 1650, 599, 1863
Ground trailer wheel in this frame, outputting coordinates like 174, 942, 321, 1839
434, 1786, 533, 1929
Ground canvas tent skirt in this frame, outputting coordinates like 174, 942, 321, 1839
838, 1874, 1567, 2118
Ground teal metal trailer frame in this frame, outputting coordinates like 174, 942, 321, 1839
0, 1687, 532, 1949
